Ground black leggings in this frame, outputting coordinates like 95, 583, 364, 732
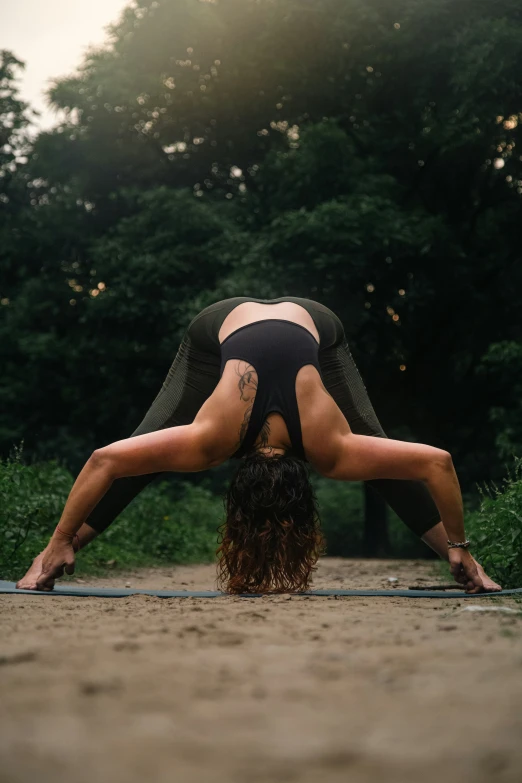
85, 297, 441, 538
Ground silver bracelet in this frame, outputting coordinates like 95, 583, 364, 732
447, 539, 471, 549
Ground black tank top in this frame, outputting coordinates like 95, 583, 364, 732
219, 319, 322, 461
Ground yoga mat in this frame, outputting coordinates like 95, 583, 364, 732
1, 580, 521, 599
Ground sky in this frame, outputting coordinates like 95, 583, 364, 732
4, 0, 129, 130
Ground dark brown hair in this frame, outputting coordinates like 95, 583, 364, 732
216, 451, 325, 594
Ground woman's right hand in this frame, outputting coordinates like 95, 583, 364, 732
16, 550, 55, 591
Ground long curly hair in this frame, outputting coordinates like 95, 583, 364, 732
216, 451, 325, 594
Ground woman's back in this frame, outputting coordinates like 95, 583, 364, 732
195, 301, 350, 471
217, 301, 320, 344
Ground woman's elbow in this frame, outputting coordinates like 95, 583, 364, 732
436, 449, 453, 468
423, 449, 453, 481
89, 447, 119, 479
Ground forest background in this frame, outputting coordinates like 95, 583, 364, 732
1, 0, 522, 583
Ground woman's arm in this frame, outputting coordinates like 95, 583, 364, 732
324, 433, 485, 593
325, 434, 465, 541
56, 422, 218, 537
35, 422, 220, 590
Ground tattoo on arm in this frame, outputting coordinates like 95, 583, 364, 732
236, 362, 257, 403
234, 361, 270, 452
255, 418, 271, 451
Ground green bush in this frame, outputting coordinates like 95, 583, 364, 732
313, 476, 364, 556
387, 510, 433, 559
0, 447, 73, 579
465, 457, 522, 589
10, 446, 516, 584
312, 475, 431, 558
88, 478, 224, 570
0, 448, 224, 581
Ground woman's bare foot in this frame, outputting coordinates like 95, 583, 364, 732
16, 551, 55, 591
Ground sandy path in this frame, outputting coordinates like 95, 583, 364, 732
1, 557, 521, 783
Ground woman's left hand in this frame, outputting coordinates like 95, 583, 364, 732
448, 548, 484, 593
35, 537, 75, 591
449, 549, 502, 593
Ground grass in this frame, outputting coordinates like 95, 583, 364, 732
3, 445, 522, 588
0, 445, 223, 581
463, 457, 522, 590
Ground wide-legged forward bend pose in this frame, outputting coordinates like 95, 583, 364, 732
17, 296, 501, 594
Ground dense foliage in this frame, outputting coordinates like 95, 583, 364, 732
0, 449, 223, 580
465, 457, 522, 590
5, 448, 522, 587
1, 0, 522, 561
0, 452, 427, 581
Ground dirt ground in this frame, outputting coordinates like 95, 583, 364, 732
1, 557, 522, 783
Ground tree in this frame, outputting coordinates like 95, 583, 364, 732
2, 2, 522, 557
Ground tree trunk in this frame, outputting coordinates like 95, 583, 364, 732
362, 485, 391, 557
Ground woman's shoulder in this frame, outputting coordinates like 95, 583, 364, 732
296, 366, 352, 474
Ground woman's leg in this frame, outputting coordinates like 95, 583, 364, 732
16, 326, 222, 588
319, 335, 441, 539
81, 295, 264, 534
259, 297, 439, 536
84, 329, 222, 534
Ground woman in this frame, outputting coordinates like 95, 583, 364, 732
17, 296, 501, 594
